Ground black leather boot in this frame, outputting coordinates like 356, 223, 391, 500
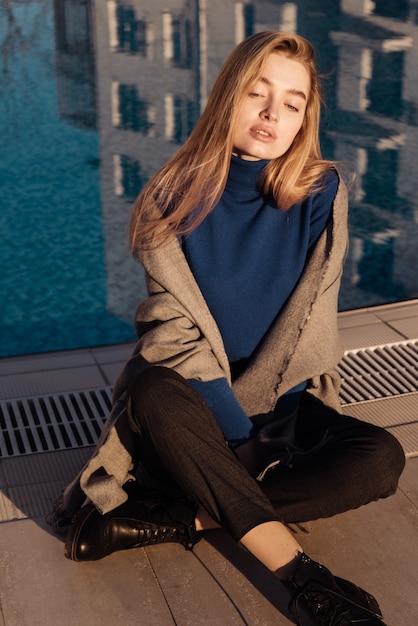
283, 553, 386, 625
64, 488, 201, 562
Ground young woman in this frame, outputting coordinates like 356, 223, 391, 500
51, 31, 405, 625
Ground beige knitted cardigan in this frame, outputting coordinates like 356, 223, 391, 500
58, 172, 348, 518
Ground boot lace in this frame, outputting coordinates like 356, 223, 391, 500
133, 501, 198, 550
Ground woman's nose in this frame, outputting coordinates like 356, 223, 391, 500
260, 108, 278, 122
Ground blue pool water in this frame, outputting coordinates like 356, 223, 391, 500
1, 1, 418, 358
0, 1, 137, 357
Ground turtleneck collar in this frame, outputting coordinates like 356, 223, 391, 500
226, 155, 270, 193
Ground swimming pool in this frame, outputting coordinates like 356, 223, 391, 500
1, 0, 418, 358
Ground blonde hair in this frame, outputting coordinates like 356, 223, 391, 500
130, 30, 333, 253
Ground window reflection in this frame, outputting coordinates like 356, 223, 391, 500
108, 1, 154, 57
374, 0, 410, 20
235, 2, 256, 42
111, 82, 155, 134
116, 8, 147, 55
162, 9, 195, 68
367, 50, 403, 118
113, 155, 146, 198
54, 0, 96, 129
165, 93, 197, 143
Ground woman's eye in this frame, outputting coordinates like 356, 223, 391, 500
286, 103, 299, 112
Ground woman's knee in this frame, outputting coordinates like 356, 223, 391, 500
127, 366, 192, 411
321, 417, 405, 504
371, 426, 405, 494
126, 366, 180, 432
324, 425, 404, 511
346, 422, 405, 501
127, 365, 182, 397
126, 365, 213, 434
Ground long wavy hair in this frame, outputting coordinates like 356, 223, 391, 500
130, 30, 333, 253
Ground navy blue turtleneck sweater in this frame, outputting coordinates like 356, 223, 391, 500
182, 156, 338, 445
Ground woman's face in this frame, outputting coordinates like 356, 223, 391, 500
232, 52, 310, 161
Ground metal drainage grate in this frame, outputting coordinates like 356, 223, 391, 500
0, 387, 112, 458
337, 340, 418, 405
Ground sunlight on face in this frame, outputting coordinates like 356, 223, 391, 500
232, 53, 310, 161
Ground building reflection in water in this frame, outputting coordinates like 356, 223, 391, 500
1, 0, 418, 356
81, 0, 418, 313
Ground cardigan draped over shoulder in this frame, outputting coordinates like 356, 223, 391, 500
56, 171, 349, 519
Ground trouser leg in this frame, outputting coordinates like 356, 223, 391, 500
126, 367, 405, 532
259, 393, 405, 523
126, 366, 280, 541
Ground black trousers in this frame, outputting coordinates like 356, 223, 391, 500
126, 366, 405, 542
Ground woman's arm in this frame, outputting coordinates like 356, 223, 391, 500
132, 290, 255, 443
188, 377, 255, 444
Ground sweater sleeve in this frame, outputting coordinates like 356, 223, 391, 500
187, 377, 255, 446
188, 378, 308, 446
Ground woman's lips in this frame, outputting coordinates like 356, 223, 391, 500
250, 124, 277, 142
